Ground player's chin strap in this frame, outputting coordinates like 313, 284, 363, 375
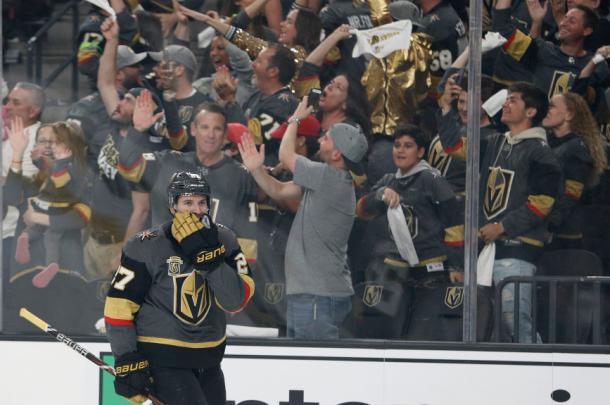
19, 308, 167, 405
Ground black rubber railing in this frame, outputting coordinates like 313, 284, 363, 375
495, 275, 610, 344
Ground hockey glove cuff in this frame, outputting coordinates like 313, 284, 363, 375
114, 352, 154, 403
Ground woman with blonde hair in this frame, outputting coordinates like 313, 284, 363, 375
543, 92, 607, 249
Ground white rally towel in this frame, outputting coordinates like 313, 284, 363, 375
198, 26, 216, 49
387, 206, 419, 266
352, 20, 412, 59
477, 242, 495, 286
481, 31, 507, 53
85, 0, 116, 18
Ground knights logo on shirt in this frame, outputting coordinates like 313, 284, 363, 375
362, 284, 383, 307
264, 282, 285, 305
98, 134, 119, 179
548, 70, 575, 98
400, 203, 419, 239
484, 166, 515, 220
178, 105, 194, 123
428, 136, 452, 176
166, 256, 183, 276
173, 272, 212, 325
444, 286, 464, 309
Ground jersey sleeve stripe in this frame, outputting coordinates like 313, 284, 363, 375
237, 238, 257, 262
565, 179, 584, 200
168, 127, 188, 150
444, 224, 465, 247
221, 274, 255, 313
50, 169, 71, 188
117, 156, 146, 183
73, 203, 92, 223
503, 30, 532, 62
104, 296, 141, 321
104, 317, 134, 326
527, 195, 555, 218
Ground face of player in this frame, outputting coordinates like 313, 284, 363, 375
543, 94, 572, 133
111, 93, 136, 125
501, 92, 532, 127
319, 75, 349, 113
279, 10, 298, 46
5, 88, 39, 124
393, 134, 425, 174
174, 195, 209, 218
192, 111, 227, 156
558, 9, 592, 42
210, 36, 230, 69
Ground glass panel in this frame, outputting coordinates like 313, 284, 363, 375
1, 1, 609, 349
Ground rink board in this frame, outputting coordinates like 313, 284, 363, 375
2, 339, 610, 404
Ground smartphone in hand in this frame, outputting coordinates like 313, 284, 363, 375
307, 88, 322, 112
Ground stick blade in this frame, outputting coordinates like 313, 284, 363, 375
19, 308, 49, 331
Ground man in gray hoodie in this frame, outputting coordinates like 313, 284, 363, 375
439, 81, 562, 343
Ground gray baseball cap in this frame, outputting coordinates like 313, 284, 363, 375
149, 45, 198, 72
389, 0, 424, 27
117, 45, 147, 69
328, 123, 368, 176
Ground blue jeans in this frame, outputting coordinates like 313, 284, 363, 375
286, 294, 352, 340
493, 258, 539, 343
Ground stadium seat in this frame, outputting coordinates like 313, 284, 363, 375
536, 249, 605, 344
3, 267, 94, 335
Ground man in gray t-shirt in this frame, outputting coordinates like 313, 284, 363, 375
238, 98, 368, 339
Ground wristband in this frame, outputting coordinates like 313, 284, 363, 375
593, 53, 606, 65
287, 117, 301, 126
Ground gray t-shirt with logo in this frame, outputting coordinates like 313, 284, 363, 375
285, 156, 355, 297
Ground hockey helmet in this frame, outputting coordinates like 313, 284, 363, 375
167, 171, 211, 208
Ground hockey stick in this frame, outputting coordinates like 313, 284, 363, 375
19, 308, 166, 405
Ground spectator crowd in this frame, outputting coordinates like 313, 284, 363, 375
3, 0, 610, 344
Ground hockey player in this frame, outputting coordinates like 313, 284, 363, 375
104, 171, 255, 404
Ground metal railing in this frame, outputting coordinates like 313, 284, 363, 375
494, 275, 610, 344
26, 0, 81, 101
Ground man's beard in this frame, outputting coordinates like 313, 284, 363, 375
121, 75, 141, 91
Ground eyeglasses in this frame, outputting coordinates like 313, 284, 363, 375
36, 139, 55, 146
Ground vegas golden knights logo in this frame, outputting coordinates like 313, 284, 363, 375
362, 285, 383, 307
484, 167, 515, 220
264, 283, 285, 304
444, 286, 464, 309
178, 105, 194, 123
400, 204, 418, 239
173, 272, 212, 325
166, 256, 183, 276
428, 136, 452, 176
548, 70, 575, 98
